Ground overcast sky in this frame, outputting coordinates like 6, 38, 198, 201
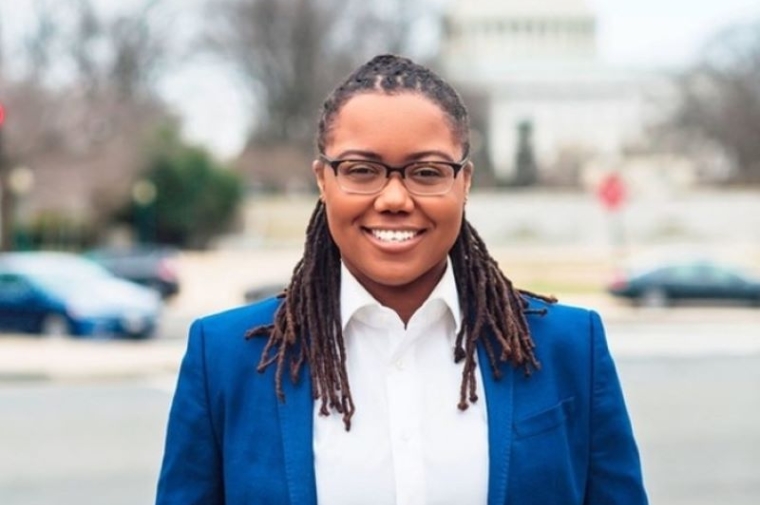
590, 0, 760, 67
3, 0, 760, 158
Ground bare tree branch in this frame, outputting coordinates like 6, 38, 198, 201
667, 19, 760, 184
22, 0, 60, 82
203, 0, 436, 147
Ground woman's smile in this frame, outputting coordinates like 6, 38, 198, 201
367, 228, 421, 243
362, 226, 426, 253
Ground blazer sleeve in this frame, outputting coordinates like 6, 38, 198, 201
585, 311, 648, 505
156, 319, 224, 505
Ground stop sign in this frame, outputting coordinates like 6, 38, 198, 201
597, 172, 626, 211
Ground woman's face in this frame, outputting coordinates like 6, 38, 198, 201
313, 92, 472, 306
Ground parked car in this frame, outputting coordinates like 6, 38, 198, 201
0, 252, 162, 339
607, 260, 760, 307
86, 246, 180, 299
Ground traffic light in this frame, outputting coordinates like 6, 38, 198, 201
0, 102, 5, 127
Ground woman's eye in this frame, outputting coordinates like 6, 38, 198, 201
410, 164, 446, 178
342, 163, 382, 177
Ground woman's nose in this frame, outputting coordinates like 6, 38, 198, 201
373, 174, 414, 212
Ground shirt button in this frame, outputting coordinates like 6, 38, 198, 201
394, 358, 405, 371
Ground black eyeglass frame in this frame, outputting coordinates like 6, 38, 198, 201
318, 153, 470, 195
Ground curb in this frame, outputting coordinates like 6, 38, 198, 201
2, 306, 758, 383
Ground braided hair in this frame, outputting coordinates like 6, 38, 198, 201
248, 54, 556, 431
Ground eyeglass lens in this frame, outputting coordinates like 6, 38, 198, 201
335, 160, 456, 195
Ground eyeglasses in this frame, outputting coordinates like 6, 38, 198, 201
318, 154, 469, 196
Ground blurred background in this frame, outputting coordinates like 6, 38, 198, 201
0, 0, 759, 504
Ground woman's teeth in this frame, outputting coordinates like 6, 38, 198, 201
371, 230, 417, 242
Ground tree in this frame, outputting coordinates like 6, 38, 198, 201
203, 0, 438, 148
668, 19, 760, 184
0, 0, 179, 249
122, 127, 244, 249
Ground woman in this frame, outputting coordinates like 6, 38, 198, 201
156, 54, 647, 505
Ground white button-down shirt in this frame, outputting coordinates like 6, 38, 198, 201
314, 260, 489, 505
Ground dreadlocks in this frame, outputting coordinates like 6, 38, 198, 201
247, 54, 556, 431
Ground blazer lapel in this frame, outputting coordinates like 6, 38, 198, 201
478, 343, 515, 505
276, 370, 317, 505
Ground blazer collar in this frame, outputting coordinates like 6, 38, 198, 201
275, 343, 515, 505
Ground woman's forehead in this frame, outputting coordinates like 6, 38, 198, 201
336, 91, 442, 117
326, 92, 460, 155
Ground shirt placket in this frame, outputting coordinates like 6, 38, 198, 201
386, 324, 425, 505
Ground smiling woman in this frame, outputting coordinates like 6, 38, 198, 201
156, 54, 648, 505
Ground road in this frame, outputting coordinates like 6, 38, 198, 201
0, 380, 169, 505
1, 314, 759, 505
620, 356, 760, 505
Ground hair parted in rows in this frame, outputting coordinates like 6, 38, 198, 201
247, 54, 556, 431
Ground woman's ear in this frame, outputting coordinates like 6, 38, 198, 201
313, 159, 326, 198
463, 161, 474, 195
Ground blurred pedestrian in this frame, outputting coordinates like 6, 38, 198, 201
156, 54, 647, 505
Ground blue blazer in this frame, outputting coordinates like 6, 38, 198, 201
156, 297, 647, 505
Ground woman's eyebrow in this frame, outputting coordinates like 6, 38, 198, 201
333, 149, 382, 160
406, 150, 456, 162
333, 149, 455, 162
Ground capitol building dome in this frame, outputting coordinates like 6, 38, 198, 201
444, 0, 597, 76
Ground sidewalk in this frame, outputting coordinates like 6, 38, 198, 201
0, 336, 184, 382
2, 305, 758, 384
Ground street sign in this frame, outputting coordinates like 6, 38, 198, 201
597, 172, 626, 211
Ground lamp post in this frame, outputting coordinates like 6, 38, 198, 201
7, 166, 34, 250
132, 178, 157, 244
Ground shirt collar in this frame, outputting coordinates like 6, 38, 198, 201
339, 258, 462, 333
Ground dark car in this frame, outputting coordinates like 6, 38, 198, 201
87, 246, 180, 299
607, 260, 760, 307
0, 252, 162, 339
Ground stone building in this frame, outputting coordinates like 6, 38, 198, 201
441, 0, 669, 185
